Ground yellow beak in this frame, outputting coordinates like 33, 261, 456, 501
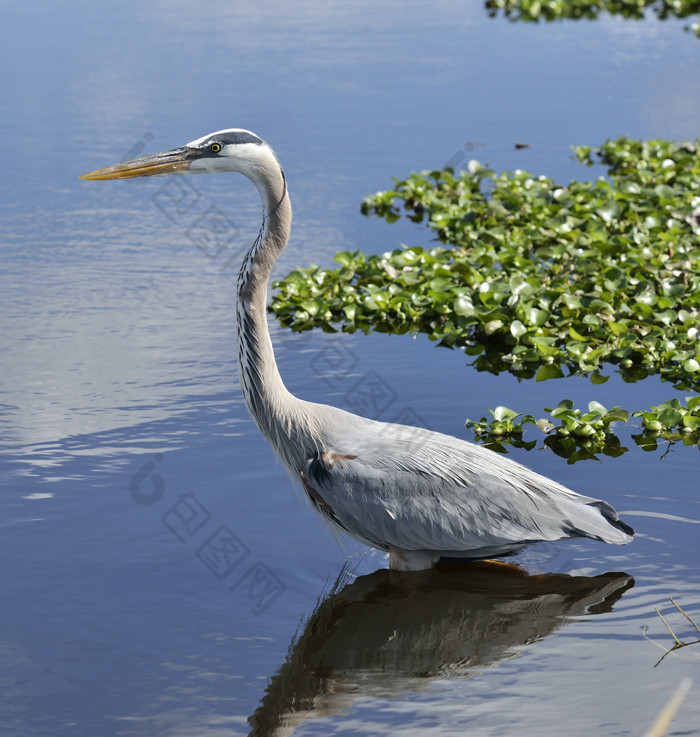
80, 146, 195, 180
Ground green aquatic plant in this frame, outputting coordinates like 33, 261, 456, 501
271, 137, 700, 391
464, 397, 700, 460
631, 396, 700, 452
465, 400, 630, 461
484, 0, 700, 36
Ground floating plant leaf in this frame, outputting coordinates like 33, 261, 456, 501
483, 0, 700, 39
465, 397, 700, 461
272, 137, 700, 392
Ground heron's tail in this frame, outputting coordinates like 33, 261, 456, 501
559, 497, 634, 545
588, 500, 635, 541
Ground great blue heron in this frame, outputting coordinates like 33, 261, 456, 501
81, 129, 634, 570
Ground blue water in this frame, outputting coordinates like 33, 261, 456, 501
1, 1, 699, 735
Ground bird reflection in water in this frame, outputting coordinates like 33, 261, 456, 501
248, 562, 633, 736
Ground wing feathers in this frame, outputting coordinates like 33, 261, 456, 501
300, 419, 633, 555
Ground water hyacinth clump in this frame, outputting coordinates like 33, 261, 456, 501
464, 397, 700, 462
272, 138, 700, 387
484, 0, 700, 37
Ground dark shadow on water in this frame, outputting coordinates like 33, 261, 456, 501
248, 562, 634, 736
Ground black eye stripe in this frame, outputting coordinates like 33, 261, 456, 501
216, 131, 263, 146
197, 130, 265, 155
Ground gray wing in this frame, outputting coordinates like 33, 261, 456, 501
300, 417, 633, 555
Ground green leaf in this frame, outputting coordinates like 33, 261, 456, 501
536, 364, 564, 381
682, 414, 700, 431
536, 418, 555, 433
603, 407, 629, 423
654, 184, 675, 200
509, 275, 533, 296
657, 408, 684, 428
510, 320, 527, 339
453, 295, 475, 317
587, 401, 607, 415
334, 251, 357, 268
483, 319, 505, 335
597, 201, 622, 223
550, 399, 574, 412
523, 306, 549, 327
490, 406, 521, 422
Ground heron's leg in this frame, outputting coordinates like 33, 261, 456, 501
389, 548, 439, 571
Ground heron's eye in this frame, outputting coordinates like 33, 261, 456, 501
210, 142, 222, 153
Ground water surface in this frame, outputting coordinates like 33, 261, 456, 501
1, 1, 699, 735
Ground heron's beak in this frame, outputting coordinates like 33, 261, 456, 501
80, 146, 196, 180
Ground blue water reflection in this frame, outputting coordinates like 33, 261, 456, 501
1, 1, 699, 735
249, 564, 635, 736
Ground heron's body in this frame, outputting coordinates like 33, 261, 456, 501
82, 128, 634, 570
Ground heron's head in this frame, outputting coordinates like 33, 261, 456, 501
80, 129, 275, 181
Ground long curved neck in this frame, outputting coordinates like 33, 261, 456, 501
236, 152, 306, 459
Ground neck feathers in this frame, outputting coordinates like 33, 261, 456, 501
235, 149, 301, 454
